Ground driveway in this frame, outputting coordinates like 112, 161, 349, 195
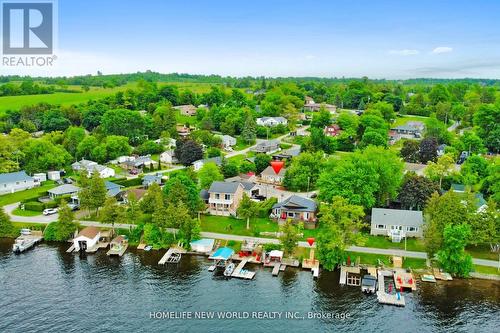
4, 202, 58, 223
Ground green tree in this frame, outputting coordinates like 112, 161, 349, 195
44, 201, 77, 241
473, 104, 500, 152
163, 174, 202, 215
241, 112, 257, 144
21, 139, 72, 173
283, 152, 324, 192
279, 219, 302, 257
63, 126, 86, 157
254, 154, 272, 174
237, 194, 257, 229
198, 162, 223, 189
400, 140, 421, 163
437, 224, 473, 277
0, 207, 15, 237
367, 101, 395, 122
140, 183, 164, 214
79, 171, 107, 214
100, 196, 128, 229
425, 153, 455, 189
398, 174, 440, 210
316, 223, 345, 271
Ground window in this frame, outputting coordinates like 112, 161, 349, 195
224, 194, 231, 200
215, 193, 220, 199
287, 212, 295, 217
377, 224, 385, 230
406, 226, 418, 232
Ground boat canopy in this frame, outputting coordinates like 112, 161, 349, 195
268, 250, 283, 259
209, 247, 234, 260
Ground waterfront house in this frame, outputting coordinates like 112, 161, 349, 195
192, 156, 223, 172
47, 184, 80, 200
260, 165, 286, 185
72, 227, 101, 252
207, 181, 245, 216
256, 117, 288, 127
0, 171, 37, 195
142, 173, 163, 188
370, 208, 424, 241
271, 195, 318, 228
174, 104, 197, 116
251, 140, 280, 154
160, 150, 178, 164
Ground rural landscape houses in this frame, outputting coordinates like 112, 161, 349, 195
0, 73, 498, 281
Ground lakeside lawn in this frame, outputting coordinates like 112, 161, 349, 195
200, 215, 279, 237
473, 265, 500, 276
0, 181, 57, 206
364, 235, 426, 252
466, 245, 499, 261
346, 251, 427, 269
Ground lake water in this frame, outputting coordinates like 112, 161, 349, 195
0, 239, 499, 333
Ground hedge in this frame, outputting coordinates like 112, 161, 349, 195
114, 177, 143, 187
24, 201, 45, 212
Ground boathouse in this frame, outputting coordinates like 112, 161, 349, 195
73, 227, 101, 252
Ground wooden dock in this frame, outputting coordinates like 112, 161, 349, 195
86, 241, 109, 253
272, 262, 281, 276
231, 257, 256, 280
376, 270, 405, 307
394, 269, 417, 291
158, 247, 186, 264
339, 266, 361, 285
66, 244, 75, 253
12, 231, 43, 253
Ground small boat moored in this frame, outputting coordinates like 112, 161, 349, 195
361, 275, 377, 294
224, 262, 235, 277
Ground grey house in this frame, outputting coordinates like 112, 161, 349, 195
0, 171, 37, 195
272, 195, 318, 228
251, 140, 280, 154
143, 173, 163, 187
370, 208, 423, 241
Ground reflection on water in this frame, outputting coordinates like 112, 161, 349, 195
0, 238, 499, 333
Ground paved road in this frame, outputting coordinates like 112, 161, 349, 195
6, 208, 499, 268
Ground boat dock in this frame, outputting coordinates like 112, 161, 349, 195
394, 269, 417, 291
107, 244, 128, 256
339, 266, 361, 286
376, 270, 405, 307
231, 257, 256, 280
86, 241, 109, 253
159, 246, 186, 264
12, 231, 43, 253
272, 262, 281, 276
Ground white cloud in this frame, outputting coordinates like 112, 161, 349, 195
432, 46, 453, 54
388, 49, 419, 56
305, 54, 317, 60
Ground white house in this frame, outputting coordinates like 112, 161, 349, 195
47, 171, 60, 181
47, 184, 80, 200
72, 227, 101, 252
0, 171, 37, 195
256, 117, 288, 127
87, 164, 115, 178
160, 150, 178, 164
33, 173, 47, 182
72, 159, 98, 171
193, 156, 223, 172
260, 166, 286, 185
370, 208, 424, 242
218, 135, 237, 148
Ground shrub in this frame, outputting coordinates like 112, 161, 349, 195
43, 221, 77, 241
44, 201, 58, 209
24, 201, 45, 212
114, 177, 143, 187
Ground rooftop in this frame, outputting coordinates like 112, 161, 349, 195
273, 195, 317, 212
48, 184, 80, 195
0, 171, 33, 184
371, 208, 423, 227
208, 181, 242, 194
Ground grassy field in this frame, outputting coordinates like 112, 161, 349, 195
12, 208, 42, 217
0, 85, 135, 114
473, 265, 500, 276
393, 115, 429, 127
0, 181, 56, 206
200, 215, 279, 237
364, 235, 426, 252
346, 251, 427, 269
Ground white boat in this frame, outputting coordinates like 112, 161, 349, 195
20, 228, 32, 236
361, 275, 377, 294
144, 245, 153, 251
12, 237, 36, 253
224, 263, 235, 277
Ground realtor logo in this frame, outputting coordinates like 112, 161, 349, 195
2, 1, 54, 54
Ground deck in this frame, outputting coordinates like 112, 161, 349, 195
86, 241, 109, 253
376, 270, 405, 307
231, 257, 256, 280
272, 262, 281, 276
394, 269, 417, 291
339, 266, 361, 285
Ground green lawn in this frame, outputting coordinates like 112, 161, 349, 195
233, 137, 253, 151
200, 215, 279, 237
364, 235, 426, 252
0, 85, 134, 114
466, 245, 499, 261
0, 181, 56, 206
12, 208, 42, 217
346, 251, 427, 269
393, 115, 429, 127
473, 265, 500, 276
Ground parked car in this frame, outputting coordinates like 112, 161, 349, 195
68, 203, 80, 211
129, 169, 139, 175
457, 151, 469, 164
63, 177, 74, 184
42, 208, 58, 216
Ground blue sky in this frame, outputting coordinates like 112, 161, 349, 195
6, 0, 500, 78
